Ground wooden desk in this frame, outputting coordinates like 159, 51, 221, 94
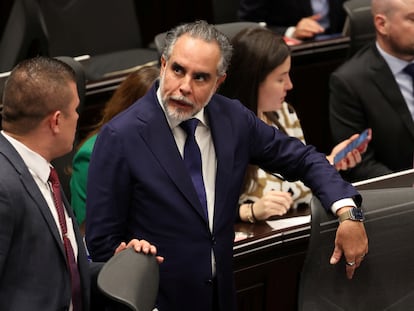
233, 207, 311, 311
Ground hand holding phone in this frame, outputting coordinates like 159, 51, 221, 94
333, 129, 371, 165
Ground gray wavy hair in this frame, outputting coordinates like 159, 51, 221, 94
162, 20, 233, 76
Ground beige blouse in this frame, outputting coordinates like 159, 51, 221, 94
239, 102, 312, 208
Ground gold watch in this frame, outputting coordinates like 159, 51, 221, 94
338, 207, 364, 223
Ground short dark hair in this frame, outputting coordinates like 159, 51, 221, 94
2, 56, 76, 134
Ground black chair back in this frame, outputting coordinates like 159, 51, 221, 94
342, 0, 375, 57
0, 0, 49, 72
212, 0, 240, 24
298, 187, 414, 310
37, 0, 159, 81
98, 248, 159, 311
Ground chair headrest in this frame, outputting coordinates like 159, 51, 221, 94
97, 248, 159, 311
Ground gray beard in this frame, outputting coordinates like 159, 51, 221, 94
159, 74, 215, 122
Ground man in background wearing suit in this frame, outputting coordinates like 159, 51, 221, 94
0, 56, 161, 310
329, 0, 414, 182
86, 20, 368, 311
238, 0, 347, 40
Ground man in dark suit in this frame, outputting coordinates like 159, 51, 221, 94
0, 56, 160, 310
238, 0, 347, 39
86, 20, 368, 311
329, 0, 414, 182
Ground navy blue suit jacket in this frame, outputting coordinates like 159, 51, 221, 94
86, 83, 359, 311
238, 0, 346, 36
0, 134, 104, 310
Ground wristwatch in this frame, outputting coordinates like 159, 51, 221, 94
338, 207, 364, 223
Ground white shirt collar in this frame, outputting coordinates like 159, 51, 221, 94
1, 131, 51, 183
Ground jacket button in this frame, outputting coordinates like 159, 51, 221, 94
211, 235, 216, 245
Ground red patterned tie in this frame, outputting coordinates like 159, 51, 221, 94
49, 167, 82, 311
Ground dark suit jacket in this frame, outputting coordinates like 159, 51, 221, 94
0, 134, 102, 310
330, 43, 414, 181
238, 0, 346, 35
86, 83, 359, 311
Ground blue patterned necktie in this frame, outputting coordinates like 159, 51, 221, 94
180, 118, 208, 218
403, 63, 414, 94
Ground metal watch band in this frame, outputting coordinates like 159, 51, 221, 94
338, 207, 364, 223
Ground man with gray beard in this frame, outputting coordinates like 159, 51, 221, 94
86, 20, 368, 311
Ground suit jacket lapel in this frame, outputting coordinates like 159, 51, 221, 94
370, 45, 414, 139
136, 88, 209, 222
205, 100, 235, 229
21, 173, 66, 256
0, 135, 66, 257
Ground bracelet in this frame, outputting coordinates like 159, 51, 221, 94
250, 203, 258, 222
247, 203, 257, 223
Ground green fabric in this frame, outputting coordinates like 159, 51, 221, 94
70, 134, 97, 224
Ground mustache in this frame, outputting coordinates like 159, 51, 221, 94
167, 95, 194, 106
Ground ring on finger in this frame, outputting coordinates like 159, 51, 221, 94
346, 261, 356, 266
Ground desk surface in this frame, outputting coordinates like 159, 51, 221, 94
233, 206, 311, 263
353, 168, 414, 190
234, 205, 311, 250
290, 35, 350, 56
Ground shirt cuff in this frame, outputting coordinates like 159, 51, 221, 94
285, 26, 296, 38
331, 198, 357, 215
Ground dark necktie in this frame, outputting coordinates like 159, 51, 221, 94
180, 118, 208, 218
403, 63, 414, 94
49, 167, 82, 311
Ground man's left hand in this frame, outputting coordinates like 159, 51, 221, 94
330, 218, 368, 279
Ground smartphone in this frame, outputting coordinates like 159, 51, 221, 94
333, 129, 370, 165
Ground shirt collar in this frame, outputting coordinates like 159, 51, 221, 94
1, 131, 51, 183
376, 42, 413, 74
156, 86, 208, 129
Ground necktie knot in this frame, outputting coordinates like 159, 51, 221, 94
403, 63, 414, 78
180, 118, 199, 136
49, 167, 59, 186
